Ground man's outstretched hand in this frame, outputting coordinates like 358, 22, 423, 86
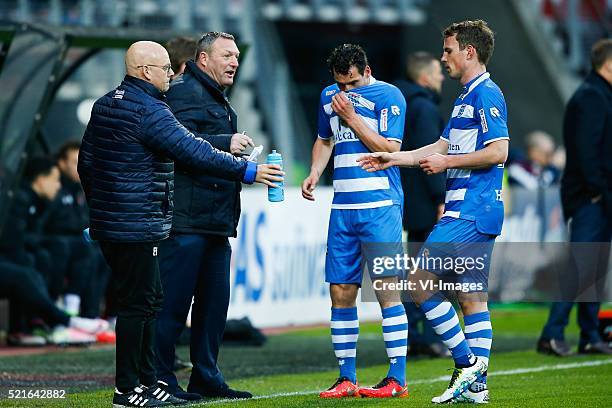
357, 152, 395, 172
256, 164, 284, 187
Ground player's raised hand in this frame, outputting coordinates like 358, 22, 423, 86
357, 152, 394, 172
331, 92, 356, 122
255, 164, 284, 187
419, 153, 448, 175
301, 172, 319, 201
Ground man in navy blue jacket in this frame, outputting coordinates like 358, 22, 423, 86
394, 52, 448, 358
78, 41, 282, 408
538, 39, 612, 357
155, 31, 257, 401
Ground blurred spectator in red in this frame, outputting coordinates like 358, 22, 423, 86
508, 131, 561, 189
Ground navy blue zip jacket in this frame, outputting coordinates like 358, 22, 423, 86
77, 75, 256, 242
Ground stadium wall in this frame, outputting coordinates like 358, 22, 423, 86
227, 187, 382, 328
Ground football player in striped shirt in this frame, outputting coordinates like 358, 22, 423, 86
301, 44, 409, 399
358, 20, 509, 404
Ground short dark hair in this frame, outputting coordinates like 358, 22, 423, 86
406, 51, 437, 82
443, 19, 495, 65
195, 31, 235, 59
591, 38, 612, 71
23, 156, 56, 182
327, 44, 369, 76
56, 140, 81, 162
166, 36, 197, 73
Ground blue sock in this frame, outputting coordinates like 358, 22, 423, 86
382, 304, 408, 386
421, 293, 475, 368
331, 307, 358, 383
464, 310, 492, 383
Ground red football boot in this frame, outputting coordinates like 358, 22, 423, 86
359, 377, 409, 398
319, 377, 360, 398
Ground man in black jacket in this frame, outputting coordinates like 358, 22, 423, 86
0, 157, 109, 345
154, 31, 254, 401
538, 38, 612, 357
78, 41, 282, 408
394, 52, 448, 358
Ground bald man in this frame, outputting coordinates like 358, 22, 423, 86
78, 41, 283, 408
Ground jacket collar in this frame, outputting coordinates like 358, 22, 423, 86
185, 60, 227, 100
122, 75, 164, 99
588, 71, 612, 95
414, 81, 441, 105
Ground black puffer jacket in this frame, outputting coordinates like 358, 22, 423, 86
165, 61, 242, 237
77, 75, 256, 243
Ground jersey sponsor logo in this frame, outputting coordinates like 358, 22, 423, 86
448, 143, 461, 152
479, 108, 488, 133
380, 108, 388, 131
391, 105, 400, 115
325, 89, 336, 96
334, 130, 358, 143
490, 107, 500, 118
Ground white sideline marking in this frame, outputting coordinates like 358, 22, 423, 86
202, 359, 612, 405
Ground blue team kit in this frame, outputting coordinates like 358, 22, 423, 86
317, 78, 406, 284
421, 72, 510, 283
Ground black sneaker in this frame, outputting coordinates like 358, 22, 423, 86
191, 384, 252, 399
578, 341, 612, 355
537, 338, 573, 357
112, 386, 171, 407
149, 381, 189, 405
175, 386, 202, 401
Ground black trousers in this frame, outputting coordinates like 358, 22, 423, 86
0, 259, 70, 330
99, 241, 163, 392
155, 234, 231, 394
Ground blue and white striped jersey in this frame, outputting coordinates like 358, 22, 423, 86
317, 78, 406, 210
440, 72, 509, 235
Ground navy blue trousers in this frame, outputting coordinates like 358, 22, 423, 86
541, 202, 611, 346
155, 233, 231, 394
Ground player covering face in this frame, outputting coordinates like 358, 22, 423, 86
302, 43, 410, 399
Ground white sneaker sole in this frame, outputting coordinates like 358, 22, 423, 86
455, 389, 489, 404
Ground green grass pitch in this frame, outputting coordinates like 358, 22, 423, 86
1, 306, 611, 407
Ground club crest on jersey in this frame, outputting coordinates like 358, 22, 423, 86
380, 108, 388, 131
346, 92, 360, 107
457, 104, 467, 117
